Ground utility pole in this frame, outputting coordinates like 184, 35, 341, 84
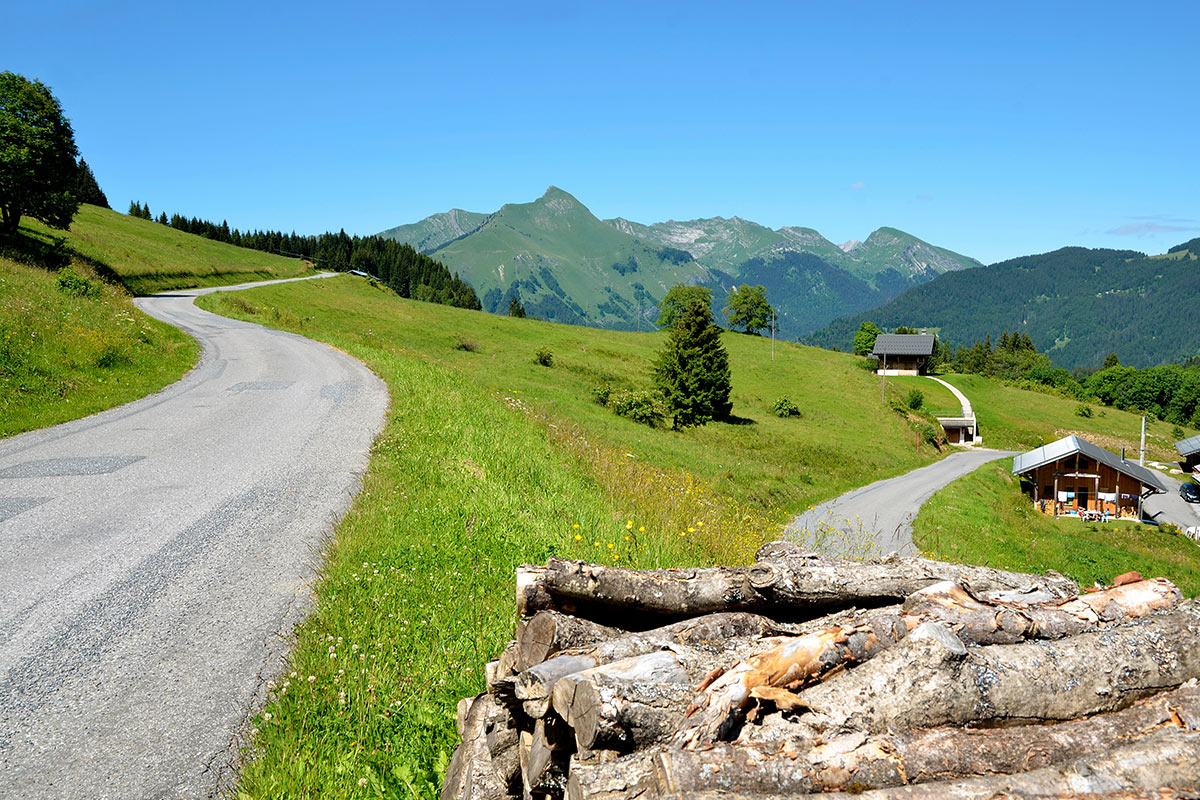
771, 308, 776, 360
636, 288, 641, 333
881, 352, 887, 405
1140, 416, 1146, 466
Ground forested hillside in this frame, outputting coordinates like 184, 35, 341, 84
807, 243, 1200, 369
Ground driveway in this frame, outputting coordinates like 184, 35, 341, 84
1144, 472, 1200, 531
785, 449, 1016, 559
0, 275, 388, 799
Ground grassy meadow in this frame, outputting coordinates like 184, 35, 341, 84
21, 204, 313, 295
913, 459, 1200, 596
195, 275, 950, 798
936, 373, 1189, 460
0, 237, 198, 438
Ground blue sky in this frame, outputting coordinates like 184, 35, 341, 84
6, 0, 1198, 264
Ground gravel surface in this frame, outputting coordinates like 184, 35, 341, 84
785, 448, 1016, 558
0, 275, 388, 799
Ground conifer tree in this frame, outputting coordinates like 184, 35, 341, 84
653, 298, 732, 428
509, 295, 526, 318
73, 159, 109, 208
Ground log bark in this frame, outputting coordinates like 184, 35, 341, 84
674, 579, 1181, 748
654, 682, 1200, 795
443, 693, 511, 800
785, 728, 1200, 799
566, 751, 656, 800
516, 549, 1077, 621
798, 600, 1200, 734
519, 611, 621, 670
525, 716, 574, 795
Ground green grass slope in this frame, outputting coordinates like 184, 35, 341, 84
913, 459, 1200, 596
377, 208, 489, 253
195, 275, 948, 797
0, 233, 198, 438
30, 204, 314, 295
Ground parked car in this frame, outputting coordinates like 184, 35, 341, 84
1181, 482, 1200, 503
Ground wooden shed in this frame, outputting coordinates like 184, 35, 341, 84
1177, 433, 1200, 473
872, 334, 935, 375
1012, 435, 1168, 520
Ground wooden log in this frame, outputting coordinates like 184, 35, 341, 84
673, 579, 1182, 748
654, 682, 1200, 795
565, 751, 656, 800
524, 717, 574, 796
782, 728, 1200, 799
519, 611, 621, 670
798, 600, 1200, 734
443, 693, 510, 800
484, 704, 522, 793
516, 550, 1077, 621
552, 650, 699, 751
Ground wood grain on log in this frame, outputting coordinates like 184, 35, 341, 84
566, 751, 656, 800
799, 601, 1200, 734
519, 611, 620, 671
655, 683, 1200, 795
443, 693, 510, 800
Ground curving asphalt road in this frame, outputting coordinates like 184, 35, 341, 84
0, 275, 388, 799
785, 448, 1016, 559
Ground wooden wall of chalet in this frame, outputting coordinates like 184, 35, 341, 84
1019, 452, 1147, 519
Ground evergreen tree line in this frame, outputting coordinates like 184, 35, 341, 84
127, 203, 480, 310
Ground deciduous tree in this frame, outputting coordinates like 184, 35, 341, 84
0, 71, 80, 233
656, 285, 712, 328
723, 284, 773, 334
853, 321, 882, 356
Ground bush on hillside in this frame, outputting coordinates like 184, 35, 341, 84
1075, 403, 1093, 418
906, 389, 925, 410
609, 389, 668, 427
772, 396, 801, 418
533, 346, 554, 367
55, 266, 98, 297
454, 336, 480, 352
592, 383, 614, 406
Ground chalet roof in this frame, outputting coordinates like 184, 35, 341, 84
1177, 434, 1200, 458
937, 417, 975, 427
1012, 435, 1168, 494
872, 334, 936, 357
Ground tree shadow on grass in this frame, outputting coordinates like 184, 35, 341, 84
0, 225, 125, 289
721, 414, 757, 426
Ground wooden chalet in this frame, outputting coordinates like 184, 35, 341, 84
1177, 433, 1200, 473
1012, 435, 1168, 520
872, 334, 935, 375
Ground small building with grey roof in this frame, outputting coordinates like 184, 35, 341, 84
1177, 434, 1200, 473
872, 334, 936, 375
1013, 435, 1168, 520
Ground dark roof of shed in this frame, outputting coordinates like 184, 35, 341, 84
1177, 434, 1200, 458
872, 334, 936, 357
1012, 435, 1168, 494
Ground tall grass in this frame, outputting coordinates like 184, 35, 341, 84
0, 251, 197, 438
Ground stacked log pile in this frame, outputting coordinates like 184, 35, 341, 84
443, 541, 1200, 800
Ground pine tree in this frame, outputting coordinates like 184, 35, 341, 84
74, 159, 110, 208
653, 299, 732, 429
508, 295, 526, 318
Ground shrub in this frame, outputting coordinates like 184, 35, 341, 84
906, 389, 925, 410
454, 336, 480, 352
533, 346, 554, 367
918, 422, 940, 446
1173, 426, 1186, 439
858, 357, 880, 373
592, 383, 614, 406
772, 396, 801, 418
55, 266, 98, 297
1075, 403, 1094, 418
609, 389, 667, 427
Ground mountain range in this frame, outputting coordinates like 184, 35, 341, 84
378, 187, 982, 337
805, 238, 1200, 370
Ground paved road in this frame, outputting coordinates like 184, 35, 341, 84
0, 275, 388, 799
785, 449, 1016, 558
1145, 472, 1200, 531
